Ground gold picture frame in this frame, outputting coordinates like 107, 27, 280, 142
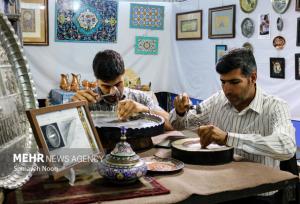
21, 0, 48, 45
26, 101, 104, 179
208, 5, 236, 39
176, 10, 202, 40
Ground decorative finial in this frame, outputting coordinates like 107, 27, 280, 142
120, 126, 127, 141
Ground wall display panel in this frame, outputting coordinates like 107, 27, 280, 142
55, 0, 118, 43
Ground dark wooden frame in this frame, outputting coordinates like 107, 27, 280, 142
21, 0, 49, 45
176, 10, 202, 40
295, 54, 300, 80
215, 45, 227, 63
270, 57, 285, 79
208, 5, 236, 39
297, 0, 300, 11
26, 101, 104, 179
297, 18, 300, 46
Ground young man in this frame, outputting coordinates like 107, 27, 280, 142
72, 49, 172, 130
170, 48, 296, 166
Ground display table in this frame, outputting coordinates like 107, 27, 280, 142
4, 131, 299, 204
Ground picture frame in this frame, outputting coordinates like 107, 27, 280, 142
176, 10, 202, 40
270, 57, 285, 79
297, 18, 300, 46
20, 0, 48, 45
295, 54, 300, 80
208, 5, 236, 39
297, 0, 300, 11
240, 0, 257, 13
258, 14, 270, 39
215, 45, 227, 63
26, 101, 104, 179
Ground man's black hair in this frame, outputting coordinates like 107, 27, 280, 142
216, 48, 257, 76
93, 50, 125, 81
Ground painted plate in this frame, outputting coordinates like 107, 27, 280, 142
272, 0, 290, 14
143, 156, 184, 173
243, 42, 254, 53
277, 17, 284, 31
240, 0, 257, 13
241, 18, 254, 38
273, 36, 286, 49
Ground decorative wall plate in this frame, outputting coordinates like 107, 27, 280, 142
273, 36, 286, 49
277, 17, 284, 31
240, 0, 257, 13
243, 42, 254, 53
241, 18, 254, 38
0, 13, 38, 189
272, 0, 290, 14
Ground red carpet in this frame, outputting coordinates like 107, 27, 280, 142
6, 172, 169, 204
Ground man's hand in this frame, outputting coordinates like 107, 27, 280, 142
117, 99, 148, 120
197, 125, 227, 148
174, 93, 190, 115
71, 90, 98, 103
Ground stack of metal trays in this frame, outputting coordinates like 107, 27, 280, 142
92, 111, 164, 151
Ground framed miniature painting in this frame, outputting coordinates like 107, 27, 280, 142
295, 54, 300, 80
26, 101, 104, 179
270, 57, 285, 79
176, 10, 202, 40
20, 0, 48, 45
297, 18, 300, 46
208, 5, 236, 39
215, 45, 227, 63
259, 14, 270, 39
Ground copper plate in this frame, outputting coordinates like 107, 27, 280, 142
143, 156, 184, 173
273, 36, 286, 49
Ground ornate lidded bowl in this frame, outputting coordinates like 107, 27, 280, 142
98, 127, 147, 184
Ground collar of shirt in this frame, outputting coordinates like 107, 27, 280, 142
222, 86, 263, 116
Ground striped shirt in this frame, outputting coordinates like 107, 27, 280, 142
169, 87, 296, 169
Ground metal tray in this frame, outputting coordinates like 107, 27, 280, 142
92, 112, 164, 150
0, 13, 38, 189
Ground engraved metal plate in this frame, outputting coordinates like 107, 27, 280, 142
272, 0, 290, 14
0, 13, 38, 189
241, 18, 254, 38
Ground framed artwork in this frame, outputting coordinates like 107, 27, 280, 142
215, 45, 227, 63
297, 18, 300, 46
297, 0, 300, 11
26, 101, 104, 179
55, 0, 118, 42
258, 14, 270, 39
208, 5, 236, 39
240, 0, 257, 13
21, 0, 48, 45
271, 0, 290, 14
295, 54, 300, 80
130, 3, 164, 30
176, 10, 202, 40
135, 36, 159, 55
270, 58, 285, 79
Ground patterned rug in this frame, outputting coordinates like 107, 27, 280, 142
6, 173, 169, 204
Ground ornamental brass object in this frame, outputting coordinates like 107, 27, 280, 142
70, 73, 81, 92
0, 13, 38, 189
